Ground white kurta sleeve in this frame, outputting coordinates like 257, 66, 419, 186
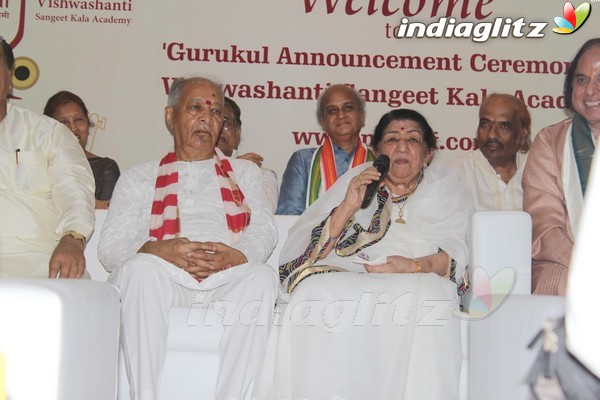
262, 168, 279, 214
98, 163, 155, 271
231, 161, 277, 263
49, 124, 95, 239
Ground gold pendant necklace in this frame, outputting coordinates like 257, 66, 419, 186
395, 198, 407, 224
388, 170, 424, 224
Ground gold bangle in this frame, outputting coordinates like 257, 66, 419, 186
411, 258, 421, 273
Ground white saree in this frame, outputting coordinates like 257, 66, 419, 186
252, 164, 474, 400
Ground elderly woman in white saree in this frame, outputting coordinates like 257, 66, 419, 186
252, 109, 474, 400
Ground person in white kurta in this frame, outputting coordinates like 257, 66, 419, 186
253, 109, 474, 400
0, 38, 95, 278
231, 148, 278, 213
98, 77, 279, 400
449, 93, 531, 211
451, 149, 527, 211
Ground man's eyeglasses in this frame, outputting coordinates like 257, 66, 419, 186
222, 118, 238, 131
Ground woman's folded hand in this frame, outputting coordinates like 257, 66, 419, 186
365, 255, 415, 274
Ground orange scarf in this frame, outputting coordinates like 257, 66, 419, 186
307, 135, 374, 207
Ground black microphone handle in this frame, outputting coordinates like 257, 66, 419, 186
360, 155, 390, 209
360, 179, 382, 209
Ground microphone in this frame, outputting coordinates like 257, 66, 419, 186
360, 154, 390, 209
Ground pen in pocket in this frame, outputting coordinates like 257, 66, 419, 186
15, 148, 20, 164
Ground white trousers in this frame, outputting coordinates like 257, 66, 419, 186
112, 253, 279, 400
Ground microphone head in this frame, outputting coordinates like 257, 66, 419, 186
373, 154, 390, 175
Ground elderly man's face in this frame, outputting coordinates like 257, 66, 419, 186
165, 80, 224, 161
320, 86, 365, 145
571, 45, 600, 133
477, 96, 527, 168
217, 105, 241, 157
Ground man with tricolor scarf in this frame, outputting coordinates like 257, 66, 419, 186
277, 84, 375, 215
524, 38, 600, 296
98, 77, 279, 400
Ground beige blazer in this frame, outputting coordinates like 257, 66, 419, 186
523, 117, 577, 295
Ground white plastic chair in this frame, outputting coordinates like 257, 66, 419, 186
470, 211, 532, 295
0, 279, 120, 400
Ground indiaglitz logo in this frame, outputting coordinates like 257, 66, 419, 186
552, 1, 591, 34
393, 17, 548, 42
387, 1, 593, 41
454, 267, 516, 320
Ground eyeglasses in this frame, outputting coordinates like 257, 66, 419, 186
222, 118, 238, 131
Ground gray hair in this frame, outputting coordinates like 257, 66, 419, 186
316, 84, 366, 126
167, 76, 223, 108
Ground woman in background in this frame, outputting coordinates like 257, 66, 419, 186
44, 90, 120, 209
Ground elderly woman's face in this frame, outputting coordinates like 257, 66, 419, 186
52, 102, 90, 149
377, 119, 432, 188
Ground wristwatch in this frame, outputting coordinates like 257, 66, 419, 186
63, 230, 87, 246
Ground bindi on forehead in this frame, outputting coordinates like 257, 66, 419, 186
385, 127, 422, 136
190, 96, 218, 105
390, 126, 409, 134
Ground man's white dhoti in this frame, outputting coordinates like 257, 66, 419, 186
112, 253, 278, 400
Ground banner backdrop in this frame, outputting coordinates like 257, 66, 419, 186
2, 0, 598, 180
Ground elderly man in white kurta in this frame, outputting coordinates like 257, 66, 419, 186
449, 93, 531, 211
0, 36, 95, 279
98, 77, 279, 400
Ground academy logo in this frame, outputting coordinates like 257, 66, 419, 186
2, 1, 41, 93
